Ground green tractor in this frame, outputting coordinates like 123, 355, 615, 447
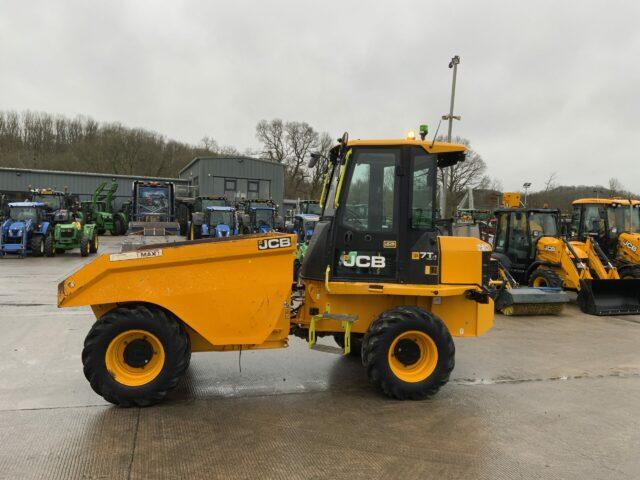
81, 182, 129, 235
45, 209, 98, 257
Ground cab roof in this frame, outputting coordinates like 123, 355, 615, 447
347, 139, 466, 154
572, 198, 640, 206
345, 139, 467, 167
296, 213, 320, 220
9, 201, 44, 207
205, 206, 235, 212
494, 207, 560, 214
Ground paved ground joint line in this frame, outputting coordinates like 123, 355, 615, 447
127, 408, 141, 480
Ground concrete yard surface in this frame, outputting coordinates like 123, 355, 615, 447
0, 236, 639, 479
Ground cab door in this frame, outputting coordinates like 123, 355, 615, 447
332, 147, 400, 282
400, 147, 439, 285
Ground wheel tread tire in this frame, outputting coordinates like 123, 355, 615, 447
618, 265, 640, 280
528, 267, 563, 288
80, 236, 89, 257
82, 304, 190, 407
44, 234, 55, 257
30, 235, 44, 257
362, 306, 455, 400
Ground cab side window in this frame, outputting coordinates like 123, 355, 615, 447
508, 212, 529, 261
583, 205, 604, 236
494, 214, 508, 252
570, 206, 581, 238
411, 152, 435, 229
342, 150, 397, 232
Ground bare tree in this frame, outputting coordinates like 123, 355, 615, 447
284, 121, 319, 193
0, 110, 225, 177
255, 119, 289, 163
544, 172, 559, 192
608, 177, 624, 195
436, 136, 488, 215
310, 132, 333, 197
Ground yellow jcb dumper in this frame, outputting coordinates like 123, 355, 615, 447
492, 205, 640, 316
58, 133, 494, 407
570, 198, 640, 278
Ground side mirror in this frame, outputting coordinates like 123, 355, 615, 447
309, 152, 321, 169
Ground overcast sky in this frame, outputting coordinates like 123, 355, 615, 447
1, 1, 639, 191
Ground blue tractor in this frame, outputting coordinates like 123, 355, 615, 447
189, 206, 239, 240
0, 202, 51, 257
238, 199, 280, 234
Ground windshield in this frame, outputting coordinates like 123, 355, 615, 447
254, 209, 274, 227
529, 212, 558, 238
208, 210, 234, 227
137, 186, 170, 218
10, 206, 38, 222
607, 205, 640, 234
32, 194, 62, 210
202, 199, 226, 209
303, 219, 317, 231
303, 203, 321, 215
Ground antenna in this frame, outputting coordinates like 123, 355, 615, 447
430, 119, 442, 148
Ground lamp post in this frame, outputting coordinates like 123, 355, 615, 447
439, 55, 461, 219
523, 182, 532, 207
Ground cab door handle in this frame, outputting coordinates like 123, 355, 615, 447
344, 231, 353, 244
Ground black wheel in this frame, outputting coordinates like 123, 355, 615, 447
82, 304, 191, 407
89, 233, 99, 254
618, 265, 640, 280
333, 333, 363, 357
528, 268, 563, 288
31, 235, 44, 257
44, 234, 56, 257
112, 217, 124, 236
362, 306, 455, 400
80, 235, 90, 257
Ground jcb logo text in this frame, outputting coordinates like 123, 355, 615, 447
343, 255, 386, 268
258, 237, 292, 250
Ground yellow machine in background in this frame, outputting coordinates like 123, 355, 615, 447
58, 133, 495, 406
570, 198, 640, 278
492, 205, 640, 315
500, 192, 521, 209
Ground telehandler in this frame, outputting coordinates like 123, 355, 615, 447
492, 202, 640, 315
58, 133, 495, 406
570, 198, 640, 278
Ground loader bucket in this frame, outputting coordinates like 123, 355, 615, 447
495, 287, 569, 316
577, 279, 640, 316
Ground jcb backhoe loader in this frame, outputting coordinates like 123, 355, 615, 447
570, 198, 640, 278
492, 205, 640, 315
58, 133, 495, 407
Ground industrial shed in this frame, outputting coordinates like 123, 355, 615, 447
0, 167, 188, 209
179, 156, 285, 214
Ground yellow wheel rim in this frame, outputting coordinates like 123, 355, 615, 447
532, 277, 547, 287
93, 235, 99, 250
105, 330, 165, 387
388, 330, 438, 383
190, 223, 194, 240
